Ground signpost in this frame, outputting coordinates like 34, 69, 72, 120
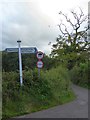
5, 42, 44, 84
5, 47, 38, 53
17, 40, 23, 86
36, 51, 44, 60
36, 51, 44, 77
37, 60, 43, 69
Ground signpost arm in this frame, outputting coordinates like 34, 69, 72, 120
17, 40, 23, 86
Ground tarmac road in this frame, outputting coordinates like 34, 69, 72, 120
16, 84, 88, 118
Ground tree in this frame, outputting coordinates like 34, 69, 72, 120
51, 8, 89, 69
2, 51, 54, 72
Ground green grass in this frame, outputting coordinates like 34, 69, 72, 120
2, 91, 75, 119
2, 66, 76, 119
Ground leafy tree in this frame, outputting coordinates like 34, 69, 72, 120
2, 52, 19, 72
2, 51, 54, 72
51, 8, 89, 69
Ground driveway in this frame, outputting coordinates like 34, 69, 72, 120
16, 84, 88, 118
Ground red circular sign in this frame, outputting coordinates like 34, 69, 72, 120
36, 51, 44, 60
37, 60, 43, 68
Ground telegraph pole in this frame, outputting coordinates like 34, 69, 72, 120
17, 40, 23, 86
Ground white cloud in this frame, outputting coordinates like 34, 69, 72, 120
1, 0, 89, 55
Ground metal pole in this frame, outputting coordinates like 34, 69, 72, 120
38, 68, 40, 78
17, 40, 23, 86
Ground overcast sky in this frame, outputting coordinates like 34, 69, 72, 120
1, 0, 89, 55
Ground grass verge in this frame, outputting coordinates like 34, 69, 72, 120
2, 66, 76, 119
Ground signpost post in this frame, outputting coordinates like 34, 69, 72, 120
17, 40, 23, 86
5, 44, 38, 86
36, 51, 44, 77
37, 60, 43, 77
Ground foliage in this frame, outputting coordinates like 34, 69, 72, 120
2, 52, 55, 72
70, 61, 90, 89
40, 66, 74, 104
2, 52, 19, 72
43, 55, 56, 70
2, 66, 75, 119
51, 8, 89, 70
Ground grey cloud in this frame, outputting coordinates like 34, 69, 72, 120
2, 1, 59, 54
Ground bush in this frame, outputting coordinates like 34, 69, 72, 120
40, 66, 73, 104
70, 61, 89, 88
2, 70, 53, 118
2, 72, 20, 102
2, 66, 75, 119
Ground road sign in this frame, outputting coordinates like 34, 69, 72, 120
5, 47, 38, 53
37, 60, 43, 68
36, 51, 44, 60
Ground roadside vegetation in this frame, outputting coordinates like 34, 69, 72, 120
50, 8, 89, 89
2, 67, 75, 119
70, 61, 90, 89
2, 8, 89, 119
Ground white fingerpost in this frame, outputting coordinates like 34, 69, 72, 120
17, 40, 23, 86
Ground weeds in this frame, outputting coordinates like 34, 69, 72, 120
2, 66, 75, 119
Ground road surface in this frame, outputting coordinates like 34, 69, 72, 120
16, 84, 88, 118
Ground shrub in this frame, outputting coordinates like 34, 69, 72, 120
70, 61, 89, 88
23, 69, 33, 87
2, 72, 20, 102
40, 66, 73, 104
2, 66, 75, 119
